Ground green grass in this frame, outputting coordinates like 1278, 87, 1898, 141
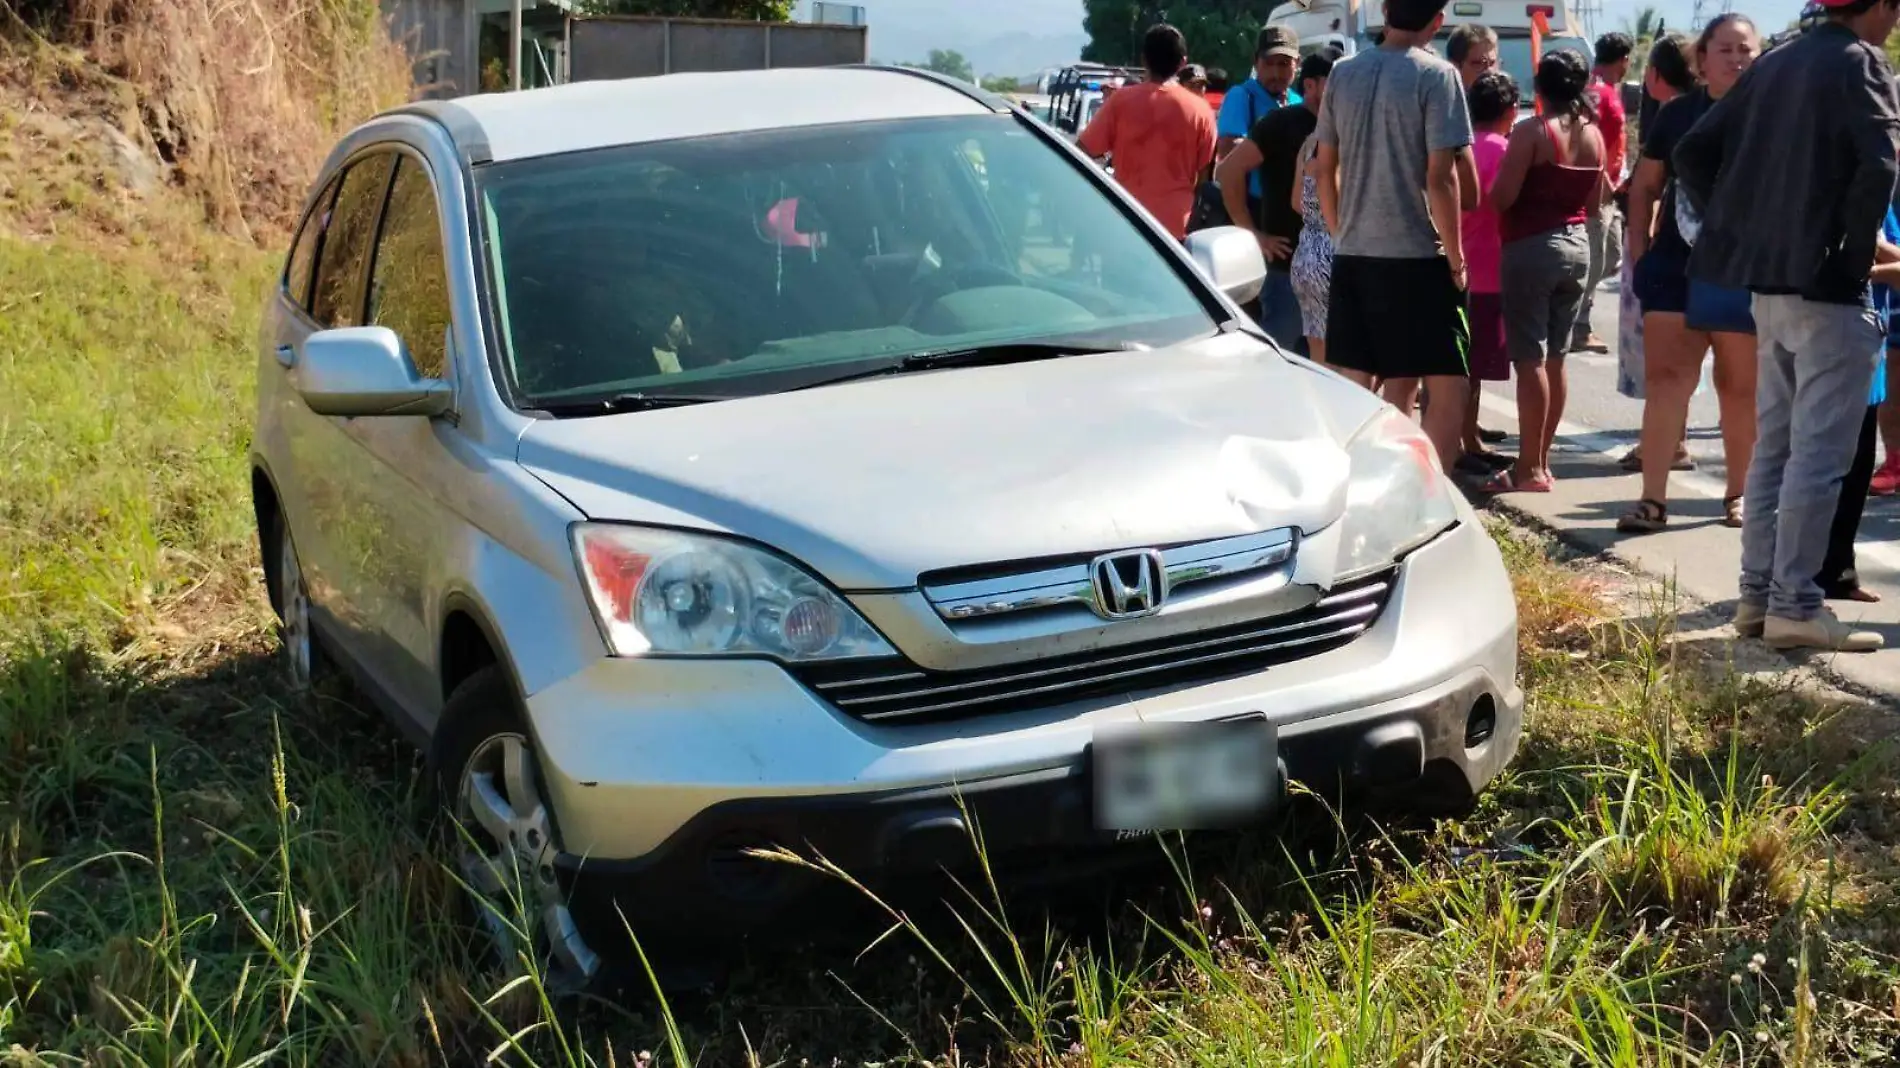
0, 232, 272, 650
10, 134, 1900, 1067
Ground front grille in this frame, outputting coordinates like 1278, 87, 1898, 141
794, 569, 1397, 725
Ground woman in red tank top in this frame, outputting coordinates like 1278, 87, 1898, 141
1478, 50, 1612, 495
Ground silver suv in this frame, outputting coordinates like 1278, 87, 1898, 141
250, 66, 1522, 989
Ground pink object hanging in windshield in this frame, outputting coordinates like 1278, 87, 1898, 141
765, 197, 817, 248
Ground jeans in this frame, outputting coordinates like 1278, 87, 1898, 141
1257, 268, 1308, 357
1740, 294, 1883, 620
1576, 203, 1623, 344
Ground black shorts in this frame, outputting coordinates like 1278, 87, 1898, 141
1325, 254, 1471, 379
1632, 238, 1690, 316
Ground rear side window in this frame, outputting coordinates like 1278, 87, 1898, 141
311, 153, 396, 328
366, 157, 453, 380
282, 178, 337, 312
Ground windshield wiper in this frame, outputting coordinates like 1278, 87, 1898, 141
791, 340, 1134, 392
529, 391, 727, 418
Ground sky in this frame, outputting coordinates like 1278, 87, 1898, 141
797, 0, 1805, 76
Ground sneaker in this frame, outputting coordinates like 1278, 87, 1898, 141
1762, 609, 1883, 653
1733, 601, 1766, 638
1871, 458, 1900, 496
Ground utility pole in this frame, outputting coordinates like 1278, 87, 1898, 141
1577, 0, 1603, 41
510, 0, 524, 91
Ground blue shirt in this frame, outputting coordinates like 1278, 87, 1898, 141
1876, 207, 1900, 405
1218, 78, 1302, 199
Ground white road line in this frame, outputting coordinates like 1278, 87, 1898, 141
1477, 392, 1900, 579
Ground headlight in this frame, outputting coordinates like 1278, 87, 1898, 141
571, 524, 897, 661
1334, 409, 1460, 579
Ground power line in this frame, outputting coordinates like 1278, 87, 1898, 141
1575, 0, 1603, 40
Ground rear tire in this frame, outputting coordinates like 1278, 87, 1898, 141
429, 666, 603, 996
265, 507, 327, 691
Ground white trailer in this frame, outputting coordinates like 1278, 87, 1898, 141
1266, 0, 1593, 113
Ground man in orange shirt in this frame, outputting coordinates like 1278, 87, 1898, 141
1077, 23, 1218, 241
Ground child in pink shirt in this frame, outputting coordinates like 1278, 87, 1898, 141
1458, 71, 1520, 473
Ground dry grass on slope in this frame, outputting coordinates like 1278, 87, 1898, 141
5, 0, 412, 240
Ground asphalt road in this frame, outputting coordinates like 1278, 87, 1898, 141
1472, 273, 1900, 699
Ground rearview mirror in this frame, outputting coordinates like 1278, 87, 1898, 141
294, 326, 452, 418
1184, 225, 1268, 307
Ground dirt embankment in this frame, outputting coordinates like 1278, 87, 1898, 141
1, 0, 413, 243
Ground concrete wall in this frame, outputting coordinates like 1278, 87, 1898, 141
568, 16, 869, 81
379, 5, 868, 96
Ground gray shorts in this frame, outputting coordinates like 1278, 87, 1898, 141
1501, 223, 1591, 365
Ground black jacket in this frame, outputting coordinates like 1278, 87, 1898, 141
1674, 22, 1900, 305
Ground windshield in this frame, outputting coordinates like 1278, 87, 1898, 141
475, 115, 1215, 407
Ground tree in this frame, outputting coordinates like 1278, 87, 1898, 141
577, 0, 794, 18
1618, 6, 1662, 80
1081, 1, 1262, 87
980, 74, 1022, 93
1621, 5, 1662, 41
913, 48, 976, 83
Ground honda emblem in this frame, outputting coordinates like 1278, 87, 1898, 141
1089, 549, 1169, 620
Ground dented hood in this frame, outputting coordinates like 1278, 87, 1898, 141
516, 333, 1381, 590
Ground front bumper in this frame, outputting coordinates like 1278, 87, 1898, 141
555, 664, 1516, 955
529, 513, 1520, 865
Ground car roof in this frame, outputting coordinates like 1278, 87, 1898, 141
390, 66, 1005, 165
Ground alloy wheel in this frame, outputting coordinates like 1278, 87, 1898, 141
456, 732, 601, 991
278, 529, 314, 689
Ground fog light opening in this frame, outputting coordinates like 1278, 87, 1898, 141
1464, 694, 1497, 749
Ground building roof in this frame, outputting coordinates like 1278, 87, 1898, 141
402, 67, 1002, 164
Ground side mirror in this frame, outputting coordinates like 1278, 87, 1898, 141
1184, 225, 1268, 307
293, 326, 452, 418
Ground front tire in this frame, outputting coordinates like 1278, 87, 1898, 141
429, 665, 601, 995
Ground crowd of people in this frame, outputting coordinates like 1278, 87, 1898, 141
1073, 0, 1900, 654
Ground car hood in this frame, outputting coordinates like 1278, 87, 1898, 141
516, 333, 1379, 590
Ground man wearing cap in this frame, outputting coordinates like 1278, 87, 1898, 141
1218, 25, 1305, 344
1673, 0, 1900, 652
1214, 49, 1338, 357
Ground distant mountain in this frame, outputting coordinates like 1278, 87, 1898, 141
799, 0, 1088, 80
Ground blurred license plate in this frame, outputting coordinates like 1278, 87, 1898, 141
1091, 718, 1278, 833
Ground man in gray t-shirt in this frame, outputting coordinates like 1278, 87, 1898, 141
1314, 45, 1472, 257
1310, 0, 1477, 472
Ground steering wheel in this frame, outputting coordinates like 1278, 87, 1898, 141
898, 262, 1025, 330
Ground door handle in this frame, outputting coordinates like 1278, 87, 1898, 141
275, 344, 296, 369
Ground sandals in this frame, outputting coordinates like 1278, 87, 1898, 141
1481, 469, 1553, 494
1618, 446, 1696, 473
1824, 585, 1883, 604
1456, 448, 1514, 471
1723, 495, 1744, 528
1617, 498, 1668, 533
